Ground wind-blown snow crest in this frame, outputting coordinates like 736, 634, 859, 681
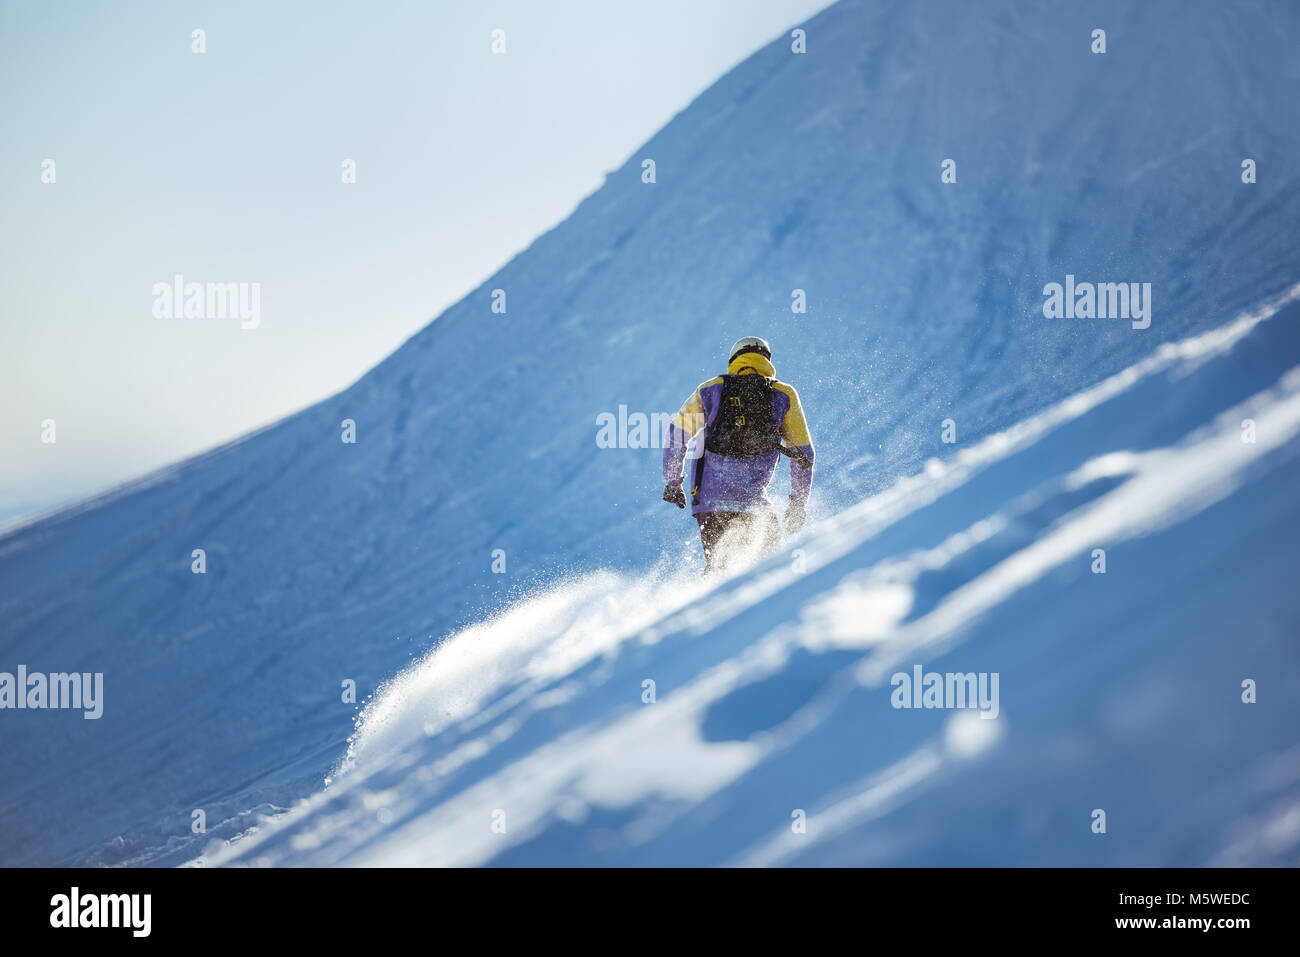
335, 564, 713, 781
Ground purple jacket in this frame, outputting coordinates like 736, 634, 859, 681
663, 353, 815, 516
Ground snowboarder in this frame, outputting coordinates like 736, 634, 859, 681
661, 336, 815, 574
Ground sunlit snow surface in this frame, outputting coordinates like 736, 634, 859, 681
205, 288, 1300, 866
2, 0, 1299, 866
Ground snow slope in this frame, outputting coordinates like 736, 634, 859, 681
210, 286, 1300, 866
1, 0, 1299, 866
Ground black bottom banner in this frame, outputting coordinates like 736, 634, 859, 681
0, 866, 1280, 944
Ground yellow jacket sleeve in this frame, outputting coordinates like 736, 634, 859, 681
775, 383, 813, 447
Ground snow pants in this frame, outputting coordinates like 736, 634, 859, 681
696, 509, 781, 575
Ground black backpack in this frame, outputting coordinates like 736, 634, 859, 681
705, 374, 780, 457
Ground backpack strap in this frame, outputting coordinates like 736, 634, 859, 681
776, 442, 812, 470
691, 444, 706, 507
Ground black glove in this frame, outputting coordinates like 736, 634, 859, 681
785, 501, 806, 533
663, 483, 687, 509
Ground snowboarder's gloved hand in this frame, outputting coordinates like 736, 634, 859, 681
663, 483, 687, 509
785, 502, 806, 533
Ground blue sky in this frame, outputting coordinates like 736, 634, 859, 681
0, 0, 830, 521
